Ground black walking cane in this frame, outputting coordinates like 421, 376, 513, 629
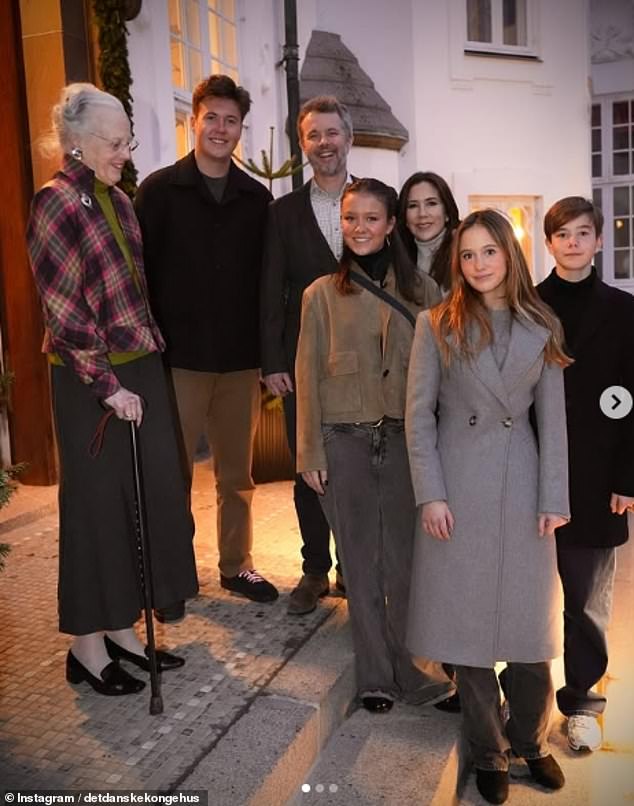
129, 421, 164, 715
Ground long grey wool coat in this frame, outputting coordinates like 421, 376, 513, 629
405, 311, 570, 667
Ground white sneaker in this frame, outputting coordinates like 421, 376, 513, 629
567, 714, 602, 752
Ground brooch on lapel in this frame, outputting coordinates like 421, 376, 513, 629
79, 192, 93, 209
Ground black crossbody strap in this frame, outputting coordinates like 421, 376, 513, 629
349, 270, 417, 328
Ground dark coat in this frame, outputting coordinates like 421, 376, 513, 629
537, 270, 634, 548
134, 152, 272, 372
260, 181, 339, 376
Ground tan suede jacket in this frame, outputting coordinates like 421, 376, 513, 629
295, 267, 440, 472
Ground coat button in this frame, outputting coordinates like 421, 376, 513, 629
469, 415, 477, 426
383, 369, 390, 377
502, 417, 513, 428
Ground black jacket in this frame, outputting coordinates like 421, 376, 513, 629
260, 181, 339, 376
134, 152, 272, 372
538, 269, 634, 547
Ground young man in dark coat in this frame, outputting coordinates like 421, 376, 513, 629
537, 196, 634, 752
134, 75, 278, 608
260, 96, 353, 614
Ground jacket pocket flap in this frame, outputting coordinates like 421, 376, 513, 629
326, 351, 359, 376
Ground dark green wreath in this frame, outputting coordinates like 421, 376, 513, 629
92, 0, 138, 197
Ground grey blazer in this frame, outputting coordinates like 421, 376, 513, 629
405, 311, 569, 667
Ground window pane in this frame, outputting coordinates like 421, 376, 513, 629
614, 152, 630, 175
592, 128, 601, 152
222, 20, 237, 65
614, 186, 630, 216
169, 0, 182, 36
503, 0, 527, 46
613, 101, 629, 125
614, 250, 631, 279
189, 48, 203, 89
614, 218, 630, 248
592, 104, 601, 127
187, 0, 201, 46
219, 0, 235, 17
175, 114, 189, 159
208, 11, 220, 57
592, 187, 602, 208
613, 126, 629, 150
467, 0, 492, 42
592, 154, 602, 178
171, 40, 184, 87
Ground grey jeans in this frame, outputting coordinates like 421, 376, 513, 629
457, 662, 554, 771
321, 418, 449, 703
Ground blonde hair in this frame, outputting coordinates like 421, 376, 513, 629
430, 209, 571, 368
40, 82, 126, 157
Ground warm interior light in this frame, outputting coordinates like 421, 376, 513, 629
508, 206, 526, 242
615, 219, 624, 229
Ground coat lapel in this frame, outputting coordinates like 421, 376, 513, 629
298, 182, 340, 273
501, 316, 549, 394
469, 316, 549, 407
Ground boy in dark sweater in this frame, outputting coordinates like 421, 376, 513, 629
537, 196, 634, 752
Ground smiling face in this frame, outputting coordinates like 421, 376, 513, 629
77, 106, 132, 186
405, 180, 447, 242
192, 96, 242, 175
341, 191, 395, 257
459, 224, 508, 308
299, 111, 351, 184
546, 213, 602, 279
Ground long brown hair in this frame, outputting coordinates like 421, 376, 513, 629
430, 209, 571, 367
335, 178, 437, 307
397, 171, 460, 291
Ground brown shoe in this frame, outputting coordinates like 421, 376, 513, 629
287, 574, 329, 615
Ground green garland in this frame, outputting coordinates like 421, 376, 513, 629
92, 0, 138, 197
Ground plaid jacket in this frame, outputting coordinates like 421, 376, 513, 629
27, 157, 165, 398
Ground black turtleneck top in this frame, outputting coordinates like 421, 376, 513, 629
351, 242, 391, 285
545, 267, 596, 354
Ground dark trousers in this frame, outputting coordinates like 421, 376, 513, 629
283, 391, 336, 575
457, 663, 553, 771
320, 420, 445, 701
556, 544, 616, 716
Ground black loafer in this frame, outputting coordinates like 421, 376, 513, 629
362, 696, 394, 713
154, 600, 186, 623
475, 768, 509, 804
104, 635, 185, 673
66, 651, 145, 696
525, 754, 565, 790
434, 691, 461, 713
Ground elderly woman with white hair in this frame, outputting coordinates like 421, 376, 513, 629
27, 83, 198, 696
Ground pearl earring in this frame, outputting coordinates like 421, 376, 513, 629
71, 146, 83, 160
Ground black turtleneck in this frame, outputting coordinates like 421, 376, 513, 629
546, 267, 596, 353
351, 242, 391, 285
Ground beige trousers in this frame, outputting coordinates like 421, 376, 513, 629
171, 367, 260, 578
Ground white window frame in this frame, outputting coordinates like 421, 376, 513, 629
169, 0, 241, 159
465, 0, 538, 58
591, 93, 634, 290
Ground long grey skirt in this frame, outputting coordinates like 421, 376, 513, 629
51, 352, 198, 635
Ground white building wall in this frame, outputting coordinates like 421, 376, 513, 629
127, 0, 177, 182
411, 0, 591, 280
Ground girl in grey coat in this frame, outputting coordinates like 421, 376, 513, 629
405, 209, 571, 804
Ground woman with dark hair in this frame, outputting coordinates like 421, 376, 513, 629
27, 83, 198, 696
295, 178, 452, 713
406, 209, 571, 803
397, 171, 460, 292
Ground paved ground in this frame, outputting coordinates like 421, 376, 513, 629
1, 464, 632, 804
